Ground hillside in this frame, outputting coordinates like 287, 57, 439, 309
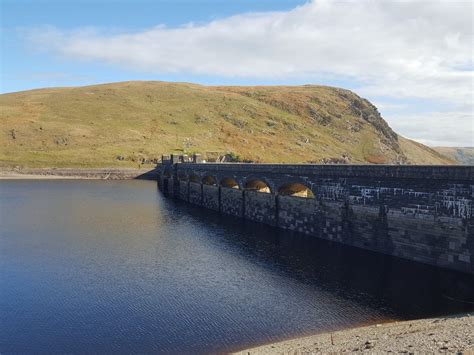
433, 147, 474, 165
0, 81, 453, 168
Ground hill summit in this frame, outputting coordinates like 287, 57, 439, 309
0, 81, 452, 167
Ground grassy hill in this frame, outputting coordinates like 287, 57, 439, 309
433, 147, 474, 165
0, 81, 453, 168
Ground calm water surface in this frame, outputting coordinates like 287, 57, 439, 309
1, 180, 472, 353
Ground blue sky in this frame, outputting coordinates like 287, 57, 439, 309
1, 0, 473, 146
2, 0, 308, 93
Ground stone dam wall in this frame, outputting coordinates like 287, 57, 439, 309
157, 161, 474, 274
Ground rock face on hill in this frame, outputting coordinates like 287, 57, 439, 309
0, 81, 453, 167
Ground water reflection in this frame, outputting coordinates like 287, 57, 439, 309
0, 180, 472, 353
175, 196, 473, 319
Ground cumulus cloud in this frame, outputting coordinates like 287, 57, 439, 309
388, 111, 473, 147
26, 0, 473, 146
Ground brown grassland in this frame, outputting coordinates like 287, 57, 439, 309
0, 81, 453, 168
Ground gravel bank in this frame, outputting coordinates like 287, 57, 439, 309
0, 167, 158, 180
236, 314, 473, 354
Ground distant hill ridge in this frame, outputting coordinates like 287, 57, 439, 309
433, 147, 474, 165
0, 81, 454, 167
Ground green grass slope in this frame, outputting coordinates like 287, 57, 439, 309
0, 81, 453, 167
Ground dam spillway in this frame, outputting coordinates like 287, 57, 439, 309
157, 156, 473, 275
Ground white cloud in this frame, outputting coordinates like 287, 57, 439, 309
387, 111, 474, 147
26, 0, 473, 146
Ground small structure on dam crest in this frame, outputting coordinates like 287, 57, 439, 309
157, 154, 474, 274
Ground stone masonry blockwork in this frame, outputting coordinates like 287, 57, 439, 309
157, 162, 474, 274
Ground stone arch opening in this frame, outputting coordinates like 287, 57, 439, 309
278, 183, 315, 198
202, 175, 217, 186
177, 171, 188, 181
220, 177, 240, 189
244, 179, 271, 193
189, 174, 200, 183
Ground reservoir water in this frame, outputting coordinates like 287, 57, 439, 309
1, 180, 472, 353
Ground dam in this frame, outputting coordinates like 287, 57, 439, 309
157, 155, 473, 275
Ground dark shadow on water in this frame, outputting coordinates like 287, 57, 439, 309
134, 166, 160, 180
166, 196, 474, 320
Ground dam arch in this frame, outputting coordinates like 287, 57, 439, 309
177, 171, 188, 181
202, 175, 217, 186
278, 182, 315, 198
189, 174, 200, 183
244, 179, 272, 193
220, 177, 240, 189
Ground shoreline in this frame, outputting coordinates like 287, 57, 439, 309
235, 313, 473, 354
0, 167, 159, 180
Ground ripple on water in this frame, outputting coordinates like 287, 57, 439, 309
1, 180, 472, 353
